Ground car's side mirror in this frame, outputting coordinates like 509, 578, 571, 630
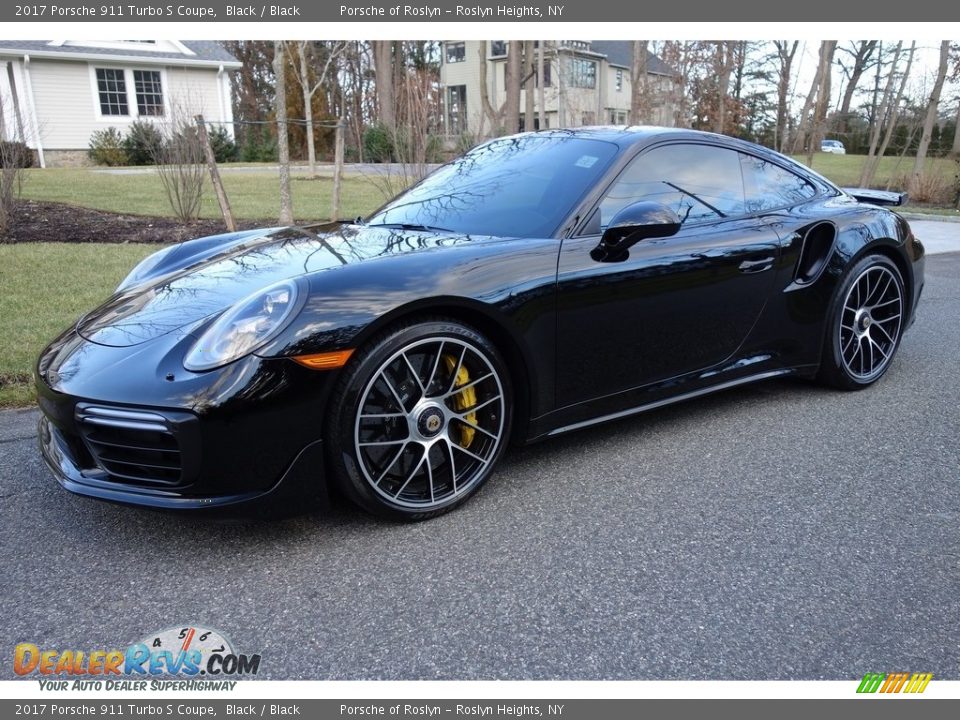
591, 201, 682, 262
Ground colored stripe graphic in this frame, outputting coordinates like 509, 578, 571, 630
857, 672, 932, 694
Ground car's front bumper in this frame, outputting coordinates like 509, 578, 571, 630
35, 327, 339, 515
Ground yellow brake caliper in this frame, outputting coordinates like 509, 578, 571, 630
442, 354, 476, 449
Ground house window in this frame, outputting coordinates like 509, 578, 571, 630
445, 42, 465, 63
569, 59, 596, 89
581, 111, 595, 126
609, 110, 627, 125
615, 69, 624, 92
95, 68, 129, 116
490, 40, 507, 57
447, 85, 467, 134
133, 70, 164, 116
94, 68, 165, 118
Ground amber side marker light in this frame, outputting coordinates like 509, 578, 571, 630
292, 349, 354, 369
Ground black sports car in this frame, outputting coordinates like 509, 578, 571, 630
36, 128, 924, 519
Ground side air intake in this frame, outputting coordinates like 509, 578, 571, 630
795, 221, 836, 285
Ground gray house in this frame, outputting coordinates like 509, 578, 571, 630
0, 40, 241, 167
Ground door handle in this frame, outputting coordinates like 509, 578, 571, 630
738, 256, 774, 274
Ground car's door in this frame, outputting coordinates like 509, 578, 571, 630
555, 142, 782, 407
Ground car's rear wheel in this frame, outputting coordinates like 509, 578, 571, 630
327, 319, 512, 520
818, 254, 905, 390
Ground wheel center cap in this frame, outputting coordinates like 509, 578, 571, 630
861, 314, 872, 330
417, 407, 445, 438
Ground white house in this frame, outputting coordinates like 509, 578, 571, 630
0, 40, 241, 167
439, 40, 679, 137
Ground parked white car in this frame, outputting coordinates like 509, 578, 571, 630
821, 140, 846, 155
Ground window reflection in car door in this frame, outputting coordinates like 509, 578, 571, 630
555, 143, 782, 408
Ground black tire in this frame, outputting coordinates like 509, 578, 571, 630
818, 254, 905, 390
326, 318, 513, 520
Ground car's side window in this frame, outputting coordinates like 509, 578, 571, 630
740, 153, 817, 213
597, 143, 746, 228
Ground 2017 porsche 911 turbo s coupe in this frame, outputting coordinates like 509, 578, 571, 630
36, 128, 925, 520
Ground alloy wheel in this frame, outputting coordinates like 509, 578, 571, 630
839, 264, 903, 381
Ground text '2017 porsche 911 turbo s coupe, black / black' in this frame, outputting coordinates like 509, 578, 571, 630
36, 127, 925, 520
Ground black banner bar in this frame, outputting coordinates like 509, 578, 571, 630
3, 0, 960, 22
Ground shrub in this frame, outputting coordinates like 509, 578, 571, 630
208, 125, 238, 163
240, 125, 277, 163
901, 172, 950, 205
122, 121, 165, 165
87, 128, 127, 166
363, 123, 394, 163
0, 140, 34, 169
3, 141, 33, 169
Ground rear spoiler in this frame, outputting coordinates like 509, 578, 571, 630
841, 187, 908, 207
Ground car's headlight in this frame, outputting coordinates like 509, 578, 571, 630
183, 279, 301, 371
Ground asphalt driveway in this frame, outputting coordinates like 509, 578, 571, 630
1, 252, 958, 681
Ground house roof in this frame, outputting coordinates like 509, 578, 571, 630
0, 41, 241, 68
589, 41, 677, 76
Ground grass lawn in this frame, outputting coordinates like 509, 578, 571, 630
0, 243, 155, 408
18, 166, 391, 222
790, 152, 959, 192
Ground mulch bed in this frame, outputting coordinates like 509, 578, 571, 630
3, 200, 273, 244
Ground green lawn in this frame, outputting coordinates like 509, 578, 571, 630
18, 166, 391, 221
791, 153, 958, 191
0, 243, 155, 407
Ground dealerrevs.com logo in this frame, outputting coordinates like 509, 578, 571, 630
14, 626, 261, 690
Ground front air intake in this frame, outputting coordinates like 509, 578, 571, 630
795, 221, 837, 285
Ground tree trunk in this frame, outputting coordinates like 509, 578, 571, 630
807, 40, 837, 166
296, 42, 318, 177
524, 40, 536, 131
273, 41, 293, 225
911, 40, 951, 192
478, 41, 503, 135
504, 41, 522, 134
537, 42, 546, 130
372, 41, 395, 131
838, 41, 877, 133
629, 40, 648, 125
714, 42, 733, 135
774, 41, 799, 153
952, 99, 960, 157
860, 40, 917, 187
331, 111, 345, 221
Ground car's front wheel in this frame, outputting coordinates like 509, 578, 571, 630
327, 319, 512, 520
818, 254, 905, 390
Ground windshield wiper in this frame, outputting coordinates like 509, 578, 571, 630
368, 222, 456, 233
663, 181, 727, 218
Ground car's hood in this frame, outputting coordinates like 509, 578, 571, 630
76, 224, 480, 347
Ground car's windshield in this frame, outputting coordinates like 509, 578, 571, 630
367, 134, 620, 238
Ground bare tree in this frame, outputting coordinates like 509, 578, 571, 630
770, 41, 799, 152
504, 41, 522, 134
630, 41, 649, 125
859, 42, 914, 188
273, 40, 293, 225
910, 40, 952, 194
952, 99, 960, 157
537, 41, 546, 130
713, 42, 736, 134
523, 40, 536, 131
479, 42, 505, 136
836, 41, 878, 133
147, 105, 206, 222
807, 40, 838, 165
793, 40, 836, 157
372, 41, 396, 132
289, 41, 346, 176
